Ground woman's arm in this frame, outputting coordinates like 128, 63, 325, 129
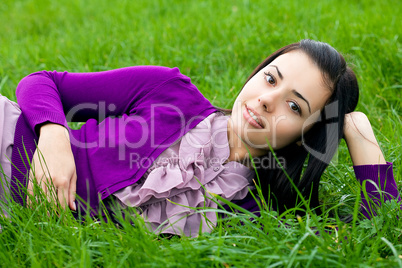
16, 66, 183, 133
344, 112, 386, 165
17, 66, 185, 210
344, 112, 400, 219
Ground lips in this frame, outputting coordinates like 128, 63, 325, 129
243, 105, 264, 128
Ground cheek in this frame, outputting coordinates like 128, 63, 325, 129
236, 82, 258, 101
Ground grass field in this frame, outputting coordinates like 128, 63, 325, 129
0, 0, 401, 266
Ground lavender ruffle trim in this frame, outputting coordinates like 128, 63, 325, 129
113, 113, 255, 237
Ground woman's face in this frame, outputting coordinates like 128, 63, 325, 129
230, 50, 332, 156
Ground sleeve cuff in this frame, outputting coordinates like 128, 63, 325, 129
353, 162, 401, 219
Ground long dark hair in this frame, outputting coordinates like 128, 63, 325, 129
234, 40, 359, 214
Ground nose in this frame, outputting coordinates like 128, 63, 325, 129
258, 90, 281, 113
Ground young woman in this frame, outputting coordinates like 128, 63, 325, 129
1, 40, 399, 237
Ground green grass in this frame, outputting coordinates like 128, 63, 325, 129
0, 0, 401, 266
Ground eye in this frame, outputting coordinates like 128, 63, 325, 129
263, 72, 276, 86
288, 101, 302, 115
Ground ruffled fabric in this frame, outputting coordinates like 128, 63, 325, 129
113, 112, 255, 237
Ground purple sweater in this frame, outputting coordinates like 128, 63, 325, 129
11, 66, 400, 220
12, 66, 217, 214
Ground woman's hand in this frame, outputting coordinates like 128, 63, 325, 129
27, 123, 77, 211
343, 111, 386, 166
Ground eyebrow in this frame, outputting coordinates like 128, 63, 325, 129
269, 65, 283, 80
292, 89, 311, 114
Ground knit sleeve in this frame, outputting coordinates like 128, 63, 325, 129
354, 162, 401, 219
15, 66, 183, 134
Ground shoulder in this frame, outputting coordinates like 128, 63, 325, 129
142, 66, 211, 104
125, 65, 190, 84
136, 67, 217, 126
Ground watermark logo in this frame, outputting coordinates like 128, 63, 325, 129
62, 100, 341, 166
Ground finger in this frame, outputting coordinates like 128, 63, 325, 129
27, 168, 41, 207
41, 174, 59, 209
34, 152, 54, 204
58, 186, 68, 210
40, 175, 53, 205
69, 171, 77, 211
